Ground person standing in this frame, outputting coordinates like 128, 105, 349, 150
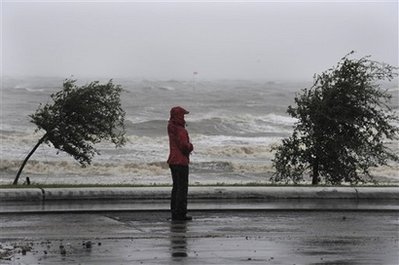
167, 106, 194, 221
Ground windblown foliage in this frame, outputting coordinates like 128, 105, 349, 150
272, 52, 398, 185
14, 79, 126, 184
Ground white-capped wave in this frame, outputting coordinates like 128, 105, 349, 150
123, 113, 295, 137
1, 159, 169, 177
0, 158, 275, 181
158, 86, 175, 91
193, 134, 281, 147
25, 87, 45, 92
184, 113, 295, 137
260, 113, 298, 126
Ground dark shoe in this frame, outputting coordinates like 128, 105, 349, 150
182, 215, 192, 221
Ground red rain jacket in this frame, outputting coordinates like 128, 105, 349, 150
167, 106, 194, 166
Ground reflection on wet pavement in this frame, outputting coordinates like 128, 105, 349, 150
0, 211, 398, 264
170, 221, 188, 258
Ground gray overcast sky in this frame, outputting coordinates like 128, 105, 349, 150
2, 1, 398, 81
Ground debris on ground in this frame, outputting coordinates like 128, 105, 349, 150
0, 242, 33, 260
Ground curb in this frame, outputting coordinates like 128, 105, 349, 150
1, 186, 398, 202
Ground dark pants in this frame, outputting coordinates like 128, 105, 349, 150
169, 165, 189, 219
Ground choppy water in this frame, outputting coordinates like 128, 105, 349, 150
1, 77, 398, 185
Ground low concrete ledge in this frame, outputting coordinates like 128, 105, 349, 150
0, 188, 43, 201
355, 187, 399, 200
43, 187, 171, 201
0, 186, 398, 202
189, 186, 359, 200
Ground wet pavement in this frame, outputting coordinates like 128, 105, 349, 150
0, 210, 398, 265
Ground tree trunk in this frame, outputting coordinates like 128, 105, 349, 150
312, 158, 319, 185
13, 134, 47, 185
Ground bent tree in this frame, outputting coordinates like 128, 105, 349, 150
272, 52, 398, 185
13, 79, 126, 185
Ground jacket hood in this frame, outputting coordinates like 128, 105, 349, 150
169, 106, 189, 126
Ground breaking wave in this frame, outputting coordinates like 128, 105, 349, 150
2, 77, 398, 185
127, 113, 296, 137
0, 159, 273, 177
1, 159, 170, 177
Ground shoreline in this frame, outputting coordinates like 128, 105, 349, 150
1, 186, 398, 213
1, 186, 399, 202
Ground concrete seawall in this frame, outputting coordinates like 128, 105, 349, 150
1, 186, 398, 202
